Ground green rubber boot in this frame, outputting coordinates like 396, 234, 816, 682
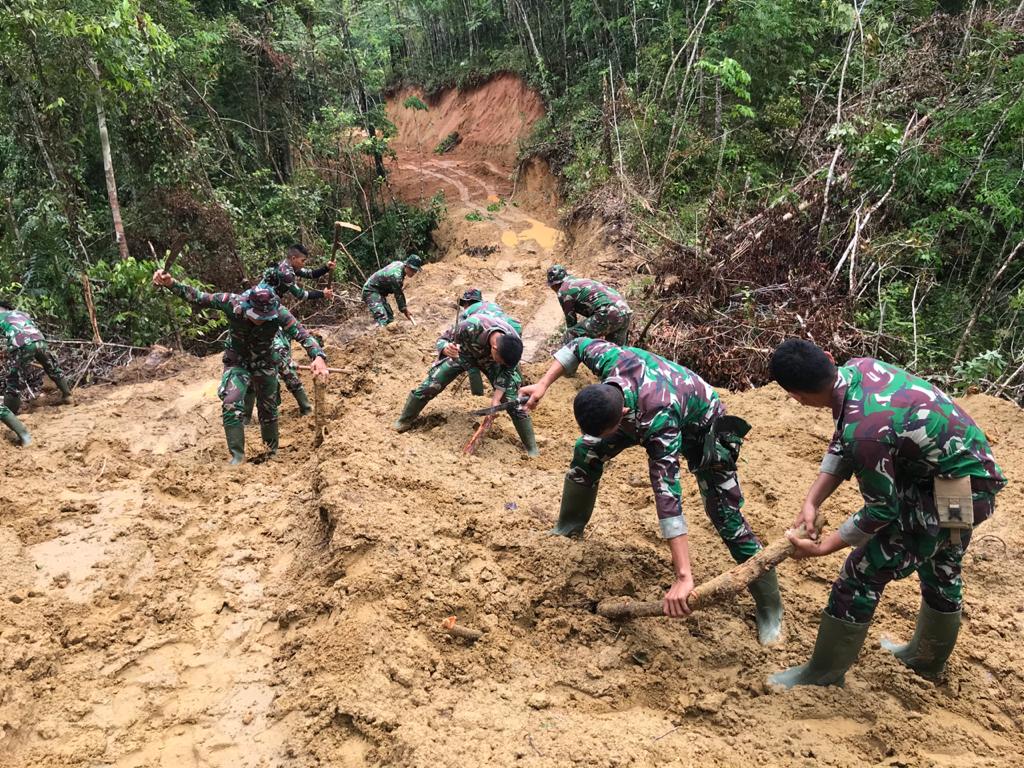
748, 569, 784, 646
4, 392, 22, 415
468, 368, 485, 396
511, 414, 540, 457
880, 600, 961, 680
393, 393, 428, 432
242, 389, 256, 426
768, 611, 870, 689
260, 421, 279, 457
551, 477, 597, 537
292, 386, 313, 416
2, 409, 32, 446
55, 375, 72, 403
225, 423, 246, 465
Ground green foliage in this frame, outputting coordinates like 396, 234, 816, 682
464, 210, 485, 222
402, 95, 428, 111
434, 132, 461, 154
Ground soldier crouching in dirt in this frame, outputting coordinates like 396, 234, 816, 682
545, 264, 633, 345
432, 288, 509, 398
521, 338, 784, 645
394, 306, 540, 457
1, 298, 73, 415
766, 339, 1006, 688
362, 255, 422, 326
152, 270, 329, 465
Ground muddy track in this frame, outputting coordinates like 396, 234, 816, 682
2, 83, 1024, 767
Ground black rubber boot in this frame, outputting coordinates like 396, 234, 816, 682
260, 421, 279, 457
880, 600, 961, 680
748, 569, 784, 646
242, 389, 255, 426
393, 393, 429, 432
225, 423, 246, 465
4, 392, 21, 415
468, 368, 485, 396
292, 386, 313, 416
768, 611, 870, 689
1, 409, 32, 446
551, 477, 597, 537
511, 414, 540, 457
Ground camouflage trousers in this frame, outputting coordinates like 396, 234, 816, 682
568, 307, 633, 346
273, 331, 303, 394
219, 365, 279, 427
827, 482, 998, 624
363, 290, 395, 326
5, 340, 67, 397
566, 427, 762, 562
413, 357, 525, 414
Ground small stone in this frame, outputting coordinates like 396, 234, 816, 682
527, 693, 551, 710
242, 712, 254, 725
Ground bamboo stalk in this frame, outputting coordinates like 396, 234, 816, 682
596, 515, 824, 620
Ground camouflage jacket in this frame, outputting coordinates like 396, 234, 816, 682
262, 259, 329, 301
452, 310, 522, 390
435, 301, 521, 356
556, 276, 631, 329
555, 338, 723, 536
0, 310, 45, 352
362, 261, 407, 311
167, 281, 325, 369
821, 358, 1007, 545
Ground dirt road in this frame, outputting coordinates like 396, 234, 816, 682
2, 77, 1023, 768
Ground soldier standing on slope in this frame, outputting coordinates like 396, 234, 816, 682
0, 298, 72, 415
362, 255, 422, 326
766, 339, 1006, 687
520, 337, 784, 645
153, 270, 328, 464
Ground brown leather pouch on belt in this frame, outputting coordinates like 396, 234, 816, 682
934, 476, 974, 544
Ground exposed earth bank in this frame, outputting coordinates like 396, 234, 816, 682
1, 75, 1022, 768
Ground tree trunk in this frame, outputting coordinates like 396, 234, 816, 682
86, 58, 129, 260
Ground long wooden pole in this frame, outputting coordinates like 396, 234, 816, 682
596, 515, 824, 620
313, 377, 327, 449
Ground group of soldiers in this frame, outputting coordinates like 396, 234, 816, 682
3, 245, 1006, 690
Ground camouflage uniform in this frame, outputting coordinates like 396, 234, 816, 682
554, 338, 760, 559
433, 300, 510, 397
820, 358, 1006, 623
415, 309, 525, 407
556, 276, 633, 345
1, 309, 70, 408
166, 282, 325, 426
261, 258, 330, 301
362, 261, 408, 326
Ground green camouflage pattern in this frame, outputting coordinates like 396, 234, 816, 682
262, 258, 328, 301
555, 338, 760, 556
164, 280, 324, 426
818, 357, 1006, 623
5, 340, 68, 400
556, 276, 633, 343
272, 330, 303, 393
0, 310, 46, 350
362, 261, 408, 324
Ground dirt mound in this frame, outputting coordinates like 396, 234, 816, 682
387, 74, 544, 168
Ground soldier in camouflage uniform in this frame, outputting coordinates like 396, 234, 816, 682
152, 270, 328, 464
521, 338, 783, 643
249, 243, 336, 419
362, 255, 423, 326
433, 288, 507, 398
394, 305, 539, 456
546, 265, 632, 345
766, 339, 1006, 687
0, 299, 72, 416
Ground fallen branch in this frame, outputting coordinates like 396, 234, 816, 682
596, 514, 824, 620
313, 376, 327, 449
462, 415, 494, 455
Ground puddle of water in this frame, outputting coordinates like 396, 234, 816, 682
500, 217, 561, 251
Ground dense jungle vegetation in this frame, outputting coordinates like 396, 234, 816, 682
1, 1, 1022, 396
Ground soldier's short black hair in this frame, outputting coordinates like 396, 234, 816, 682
769, 338, 837, 393
287, 243, 308, 257
574, 384, 624, 436
0, 297, 13, 310
495, 333, 523, 368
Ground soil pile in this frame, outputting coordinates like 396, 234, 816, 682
2, 75, 1022, 768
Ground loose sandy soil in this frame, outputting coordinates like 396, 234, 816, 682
1, 76, 1022, 768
